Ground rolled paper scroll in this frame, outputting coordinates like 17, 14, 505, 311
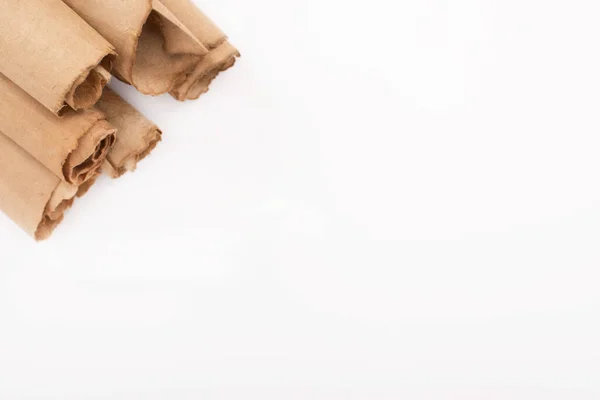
62, 0, 239, 100
0, 134, 80, 240
158, 0, 240, 100
0, 0, 116, 115
96, 89, 162, 178
0, 74, 116, 186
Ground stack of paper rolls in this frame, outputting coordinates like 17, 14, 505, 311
0, 0, 239, 240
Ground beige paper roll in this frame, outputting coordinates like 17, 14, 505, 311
0, 75, 116, 186
157, 0, 240, 100
62, 0, 239, 101
96, 89, 162, 178
0, 134, 79, 240
0, 0, 116, 115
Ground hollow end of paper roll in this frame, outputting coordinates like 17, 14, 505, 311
104, 128, 162, 178
34, 200, 73, 241
186, 55, 237, 100
63, 120, 116, 185
170, 41, 239, 101
128, 13, 199, 96
62, 54, 116, 114
33, 173, 101, 241
34, 182, 78, 241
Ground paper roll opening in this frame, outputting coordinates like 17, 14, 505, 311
63, 120, 116, 185
63, 54, 116, 113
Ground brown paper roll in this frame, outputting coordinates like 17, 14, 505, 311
63, 0, 239, 101
96, 89, 162, 178
0, 75, 116, 186
157, 0, 240, 100
0, 134, 79, 240
0, 0, 116, 115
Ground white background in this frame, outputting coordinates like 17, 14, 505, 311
1, 0, 600, 398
